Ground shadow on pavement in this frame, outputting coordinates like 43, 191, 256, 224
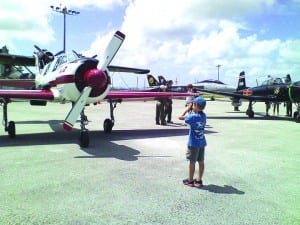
201, 184, 245, 195
76, 142, 141, 161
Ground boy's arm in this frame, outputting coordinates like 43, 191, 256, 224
178, 103, 192, 120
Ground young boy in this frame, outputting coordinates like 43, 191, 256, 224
178, 96, 207, 187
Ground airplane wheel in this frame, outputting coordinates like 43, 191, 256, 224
293, 112, 297, 119
246, 110, 254, 118
103, 119, 113, 133
8, 121, 16, 138
296, 114, 300, 123
79, 130, 89, 147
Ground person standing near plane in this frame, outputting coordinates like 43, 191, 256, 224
165, 80, 173, 123
284, 74, 293, 117
185, 84, 194, 106
179, 97, 207, 187
156, 85, 167, 125
273, 102, 280, 116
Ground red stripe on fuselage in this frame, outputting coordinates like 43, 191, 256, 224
49, 75, 74, 87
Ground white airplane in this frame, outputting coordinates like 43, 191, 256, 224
147, 75, 235, 93
192, 79, 235, 93
0, 31, 193, 147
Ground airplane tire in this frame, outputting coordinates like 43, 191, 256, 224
103, 119, 113, 133
79, 130, 89, 147
296, 115, 300, 123
8, 121, 16, 138
246, 110, 254, 118
293, 112, 297, 119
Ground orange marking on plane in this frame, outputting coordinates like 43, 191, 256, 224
243, 89, 253, 96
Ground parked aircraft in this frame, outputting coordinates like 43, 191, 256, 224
199, 72, 300, 121
0, 31, 194, 147
147, 74, 235, 93
0, 46, 34, 80
146, 73, 243, 109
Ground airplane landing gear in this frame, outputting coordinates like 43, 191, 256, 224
103, 99, 119, 133
246, 101, 255, 118
7, 121, 16, 138
1, 100, 16, 138
79, 108, 89, 147
294, 103, 300, 123
103, 118, 113, 133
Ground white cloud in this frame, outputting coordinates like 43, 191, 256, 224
0, 0, 125, 51
106, 0, 300, 87
1, 0, 299, 87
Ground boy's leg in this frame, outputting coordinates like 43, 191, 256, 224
189, 161, 196, 181
183, 147, 198, 186
195, 147, 205, 187
197, 161, 204, 182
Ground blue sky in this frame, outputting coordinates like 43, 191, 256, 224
1, 0, 300, 88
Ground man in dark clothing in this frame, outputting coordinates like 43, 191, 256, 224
156, 85, 167, 125
165, 80, 173, 123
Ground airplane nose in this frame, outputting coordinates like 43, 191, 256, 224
83, 68, 108, 96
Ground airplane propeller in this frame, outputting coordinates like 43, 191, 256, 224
63, 31, 126, 131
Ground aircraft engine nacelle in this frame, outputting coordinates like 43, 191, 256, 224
74, 59, 110, 98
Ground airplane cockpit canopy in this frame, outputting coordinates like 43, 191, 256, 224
261, 77, 284, 86
41, 51, 80, 76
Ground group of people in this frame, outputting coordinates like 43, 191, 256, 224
265, 74, 293, 117
265, 101, 293, 117
155, 80, 174, 125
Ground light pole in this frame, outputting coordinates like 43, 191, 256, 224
50, 5, 80, 52
216, 64, 221, 80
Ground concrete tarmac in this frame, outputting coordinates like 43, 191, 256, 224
0, 99, 299, 225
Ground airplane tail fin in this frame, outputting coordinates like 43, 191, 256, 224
236, 71, 246, 91
147, 74, 160, 86
158, 75, 167, 85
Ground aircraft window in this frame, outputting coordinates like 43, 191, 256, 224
273, 78, 283, 85
41, 63, 49, 76
52, 55, 67, 71
67, 52, 78, 62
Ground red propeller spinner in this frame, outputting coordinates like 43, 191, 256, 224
83, 68, 109, 97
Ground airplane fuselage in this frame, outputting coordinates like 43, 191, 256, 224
190, 79, 236, 93
35, 52, 111, 104
237, 83, 300, 103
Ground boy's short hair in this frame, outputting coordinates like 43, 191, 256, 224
193, 97, 206, 107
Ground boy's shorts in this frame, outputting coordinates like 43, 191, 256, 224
186, 146, 205, 162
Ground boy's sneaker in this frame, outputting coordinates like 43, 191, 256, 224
183, 179, 194, 187
194, 180, 203, 188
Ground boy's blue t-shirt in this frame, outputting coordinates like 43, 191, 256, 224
184, 112, 207, 147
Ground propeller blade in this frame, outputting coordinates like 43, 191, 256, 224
63, 31, 125, 132
63, 87, 92, 131
99, 31, 125, 70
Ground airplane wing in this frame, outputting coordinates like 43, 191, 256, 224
0, 89, 54, 101
108, 65, 150, 74
200, 89, 278, 101
106, 91, 193, 100
0, 79, 35, 88
0, 53, 35, 66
